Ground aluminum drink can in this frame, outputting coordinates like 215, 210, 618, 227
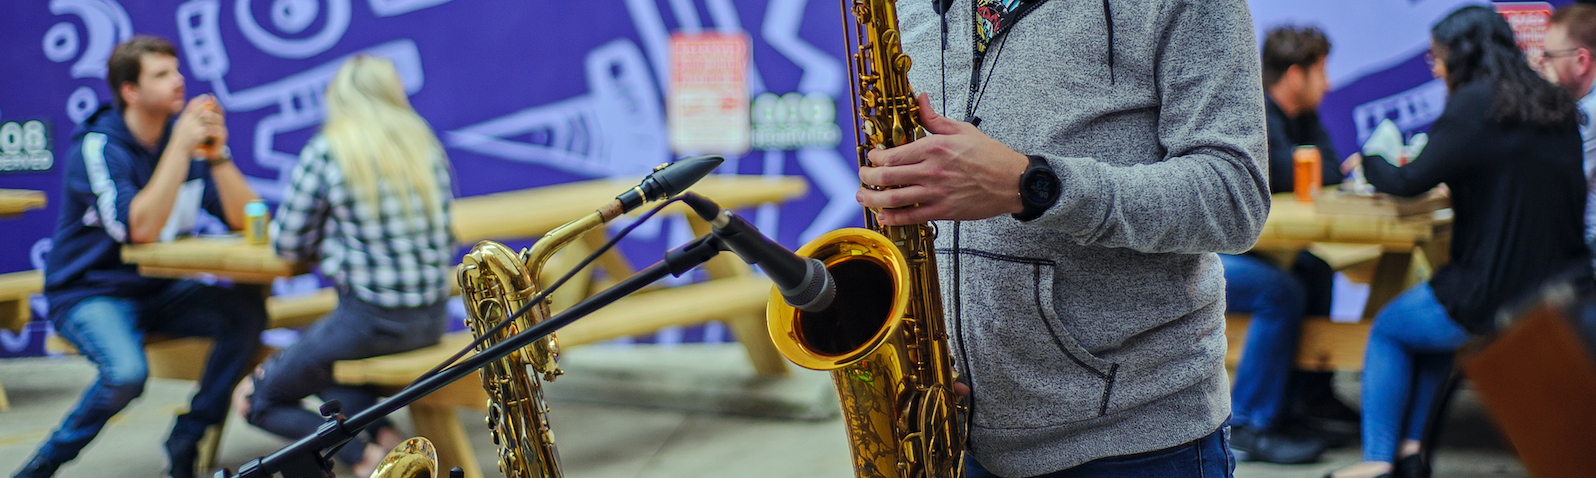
1294, 146, 1322, 202
245, 201, 269, 245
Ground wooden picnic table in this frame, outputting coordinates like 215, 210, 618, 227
121, 175, 810, 285
1251, 188, 1453, 318
0, 189, 46, 217
451, 175, 809, 243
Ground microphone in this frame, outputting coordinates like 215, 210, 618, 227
614, 156, 724, 212
680, 192, 836, 312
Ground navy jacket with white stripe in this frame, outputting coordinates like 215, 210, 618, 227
44, 104, 223, 321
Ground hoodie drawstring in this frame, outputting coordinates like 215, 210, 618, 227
1103, 0, 1115, 84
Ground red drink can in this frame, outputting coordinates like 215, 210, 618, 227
1294, 146, 1322, 202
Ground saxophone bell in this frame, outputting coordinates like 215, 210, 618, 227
767, 228, 909, 370
366, 438, 438, 478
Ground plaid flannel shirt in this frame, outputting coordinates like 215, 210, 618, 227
273, 135, 456, 308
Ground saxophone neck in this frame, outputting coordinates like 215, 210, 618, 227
523, 211, 609, 278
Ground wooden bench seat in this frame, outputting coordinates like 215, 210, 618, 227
1224, 313, 1373, 372
0, 269, 45, 412
330, 274, 776, 478
0, 269, 43, 333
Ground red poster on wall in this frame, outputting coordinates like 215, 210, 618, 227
1497, 2, 1556, 61
669, 33, 750, 156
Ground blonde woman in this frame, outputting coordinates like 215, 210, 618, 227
241, 55, 454, 476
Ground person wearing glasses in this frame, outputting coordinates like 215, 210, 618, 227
1329, 6, 1591, 478
1539, 3, 1596, 271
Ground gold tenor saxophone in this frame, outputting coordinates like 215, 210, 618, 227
455, 156, 723, 478
766, 1, 964, 477
367, 438, 438, 478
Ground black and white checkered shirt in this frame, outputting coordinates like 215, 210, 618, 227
273, 135, 456, 308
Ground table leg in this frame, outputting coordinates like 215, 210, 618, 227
727, 312, 789, 377
1363, 250, 1415, 319
410, 401, 483, 478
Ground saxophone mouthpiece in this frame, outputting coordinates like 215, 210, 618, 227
615, 155, 724, 212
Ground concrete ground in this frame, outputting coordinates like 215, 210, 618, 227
0, 344, 1527, 478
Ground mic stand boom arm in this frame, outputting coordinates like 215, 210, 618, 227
224, 233, 727, 478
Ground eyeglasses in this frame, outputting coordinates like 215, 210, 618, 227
1544, 47, 1585, 59
1424, 51, 1440, 68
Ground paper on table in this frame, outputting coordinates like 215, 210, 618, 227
1362, 119, 1406, 166
157, 179, 206, 242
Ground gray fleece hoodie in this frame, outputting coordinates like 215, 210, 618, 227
896, 0, 1270, 475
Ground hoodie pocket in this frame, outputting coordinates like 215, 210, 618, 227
949, 249, 1119, 429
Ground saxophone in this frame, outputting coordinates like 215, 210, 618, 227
767, 1, 964, 477
456, 156, 723, 478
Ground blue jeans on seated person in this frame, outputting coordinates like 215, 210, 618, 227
1220, 253, 1306, 430
245, 293, 446, 467
963, 426, 1234, 478
1361, 283, 1468, 463
33, 280, 266, 464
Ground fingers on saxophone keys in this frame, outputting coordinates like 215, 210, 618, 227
857, 184, 934, 210
874, 202, 942, 225
866, 139, 932, 167
860, 159, 933, 188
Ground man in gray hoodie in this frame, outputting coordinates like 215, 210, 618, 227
856, 0, 1270, 476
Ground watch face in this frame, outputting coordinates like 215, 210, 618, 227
1025, 171, 1056, 202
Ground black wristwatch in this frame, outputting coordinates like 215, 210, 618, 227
1012, 155, 1060, 222
206, 146, 233, 167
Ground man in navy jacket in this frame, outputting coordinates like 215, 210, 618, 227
13, 36, 266, 478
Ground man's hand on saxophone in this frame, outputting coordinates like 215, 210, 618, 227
856, 93, 1029, 225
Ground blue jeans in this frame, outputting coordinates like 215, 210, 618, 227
245, 294, 446, 466
36, 280, 266, 463
1361, 283, 1468, 463
1220, 254, 1306, 430
964, 427, 1234, 478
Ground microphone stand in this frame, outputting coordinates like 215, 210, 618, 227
221, 233, 727, 478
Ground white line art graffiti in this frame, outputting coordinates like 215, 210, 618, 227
235, 0, 351, 59
367, 0, 453, 17
763, 0, 853, 243
669, 0, 703, 32
705, 0, 767, 96
47, 0, 133, 123
66, 86, 99, 124
271, 0, 318, 33
627, 0, 676, 97
43, 23, 81, 63
181, 0, 423, 200
178, 0, 230, 81
446, 39, 668, 178
48, 0, 133, 80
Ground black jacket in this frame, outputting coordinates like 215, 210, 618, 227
1266, 96, 1342, 193
1366, 81, 1591, 334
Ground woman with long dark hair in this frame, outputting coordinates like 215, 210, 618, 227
1328, 6, 1589, 478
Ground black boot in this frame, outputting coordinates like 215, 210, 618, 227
1394, 454, 1431, 478
165, 433, 200, 478
11, 453, 62, 478
1230, 424, 1329, 465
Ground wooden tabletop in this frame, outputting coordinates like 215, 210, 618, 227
452, 175, 809, 244
1253, 189, 1452, 251
0, 189, 46, 216
121, 236, 309, 284
122, 175, 811, 283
